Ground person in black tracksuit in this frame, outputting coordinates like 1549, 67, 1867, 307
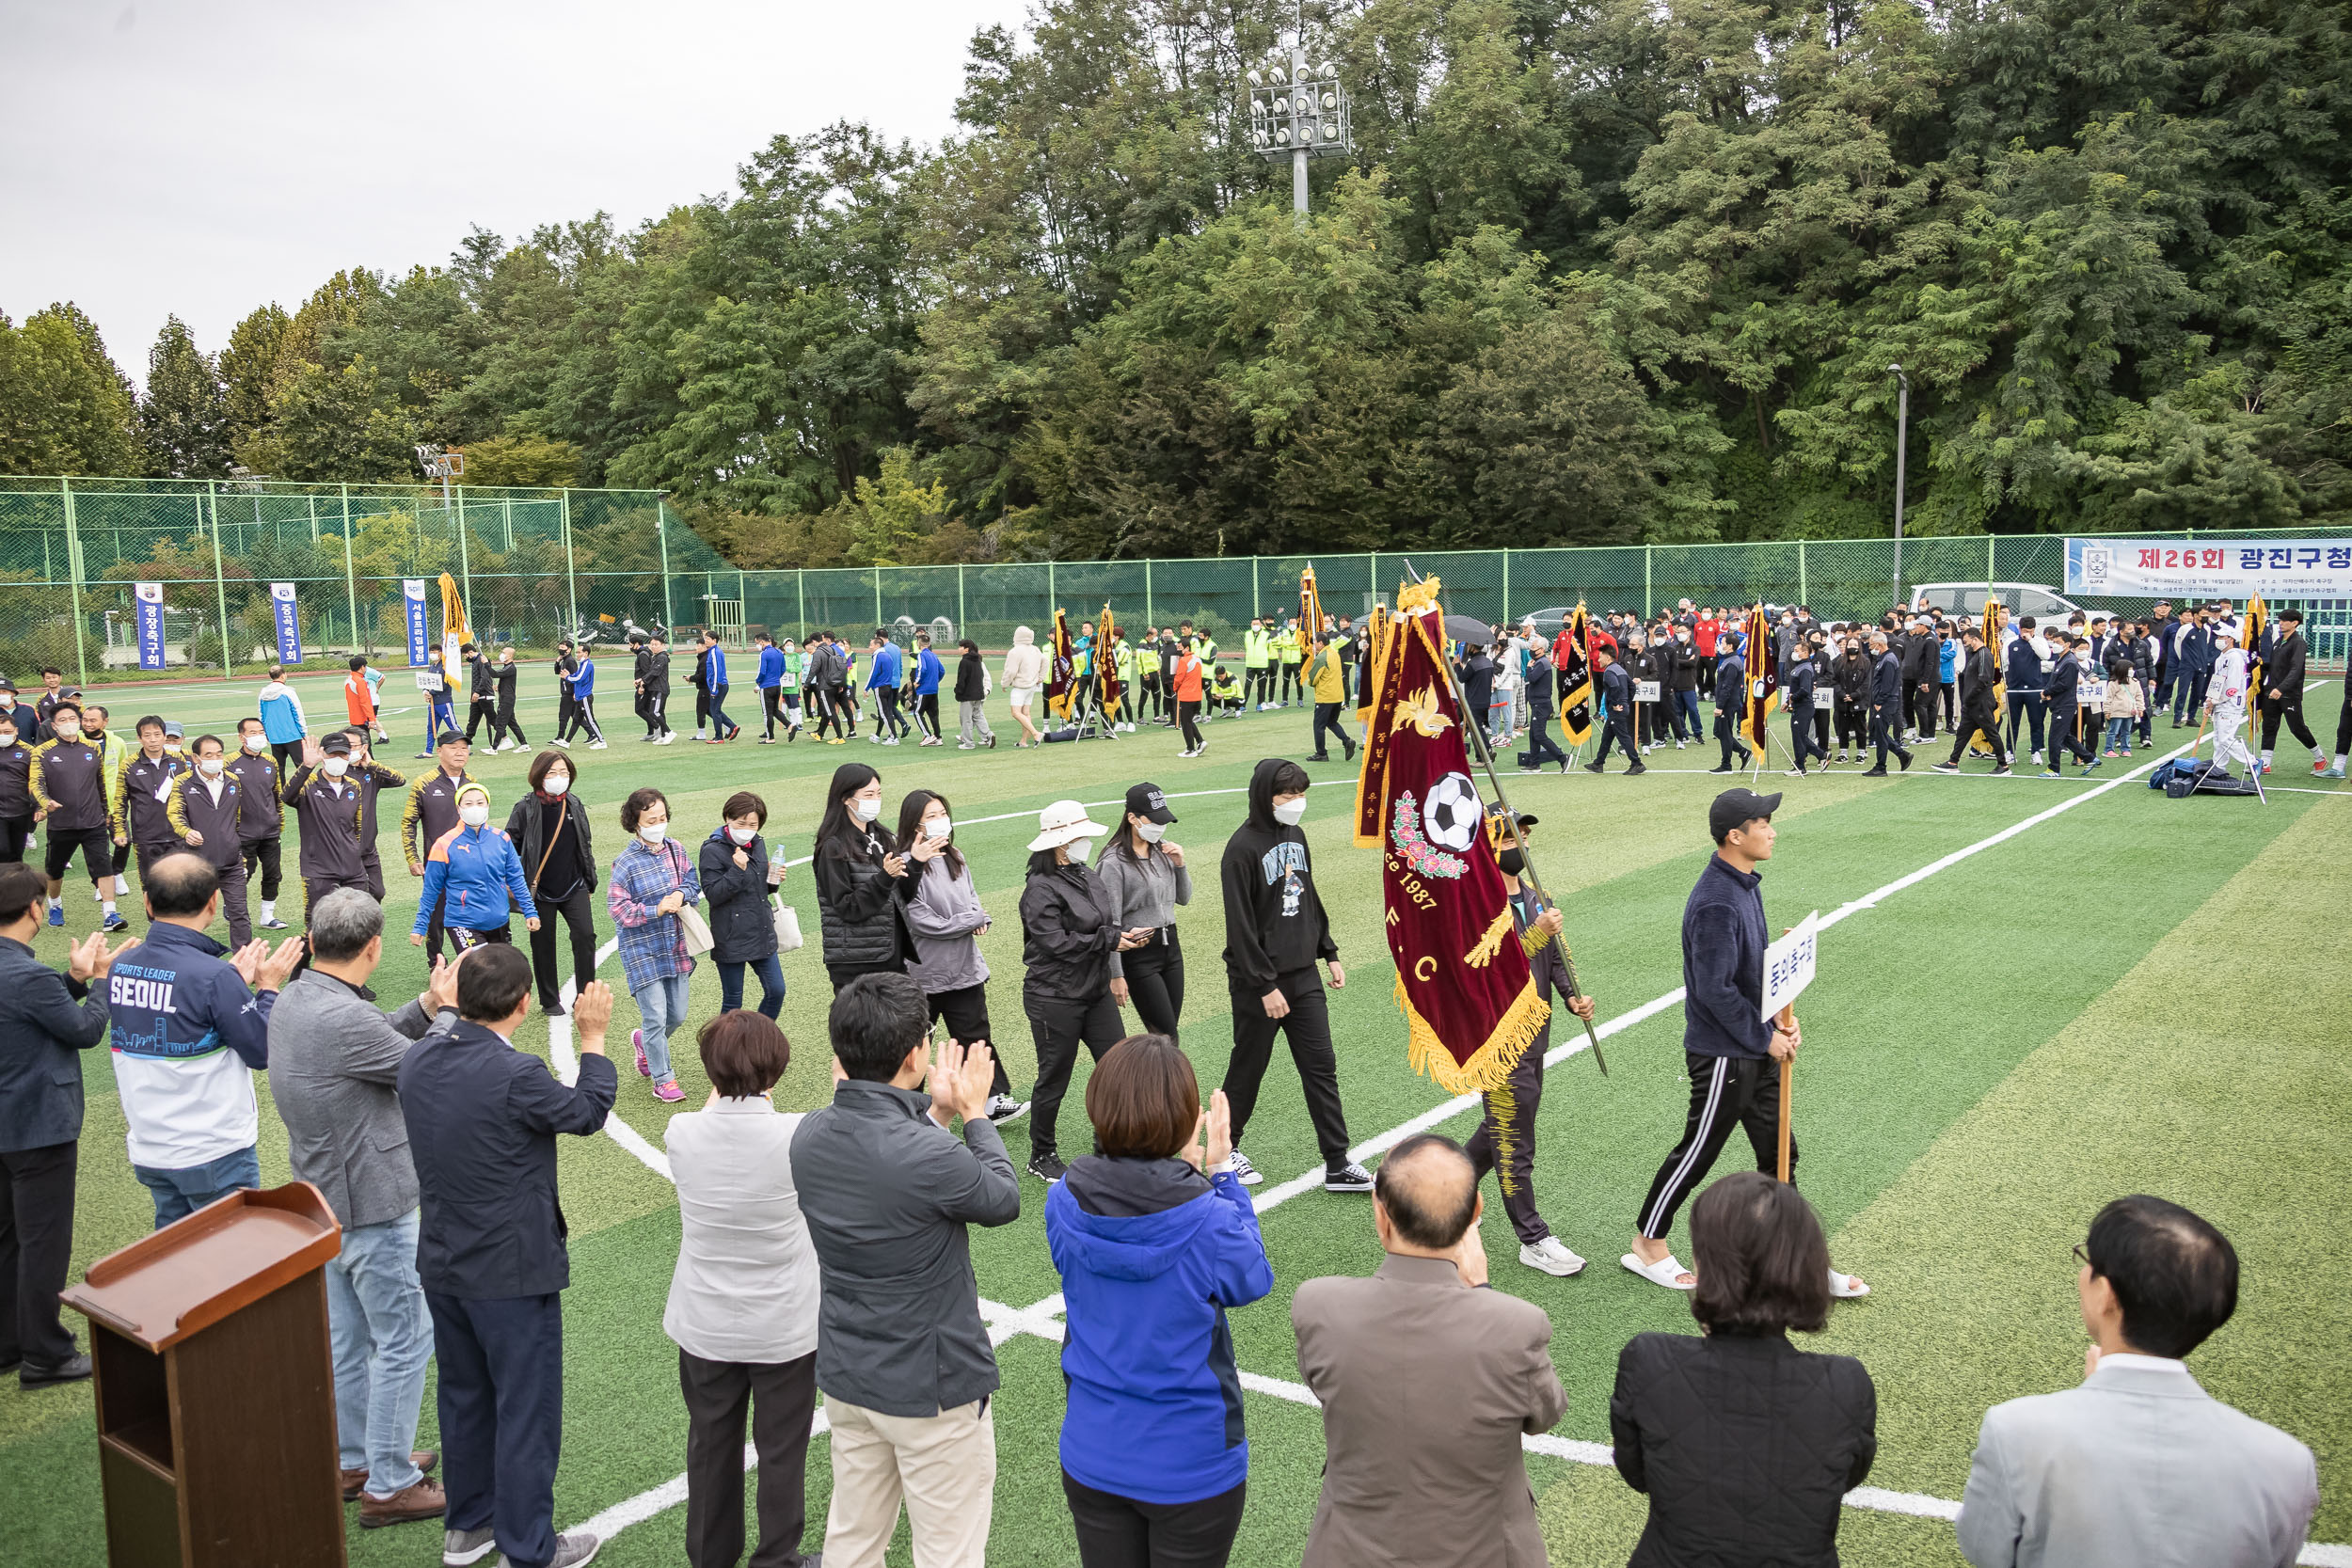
2005, 622, 2050, 762
1708, 646, 1751, 773
1465, 823, 1596, 1272
631, 639, 655, 737
0, 713, 33, 863
641, 640, 675, 741
1899, 622, 1939, 740
2044, 638, 2094, 773
1018, 804, 1150, 1181
1936, 628, 2010, 773
1218, 758, 1367, 1193
165, 738, 255, 947
2257, 610, 2316, 765
282, 735, 405, 913
1833, 640, 1869, 760
462, 644, 501, 746
1586, 648, 1645, 775
492, 650, 525, 750
1862, 634, 1912, 775
1806, 637, 1834, 760
115, 722, 192, 891
1519, 652, 1568, 772
229, 721, 287, 928
1783, 654, 1824, 775
1629, 788, 1860, 1293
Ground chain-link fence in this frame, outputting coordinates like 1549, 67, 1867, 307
2, 476, 2344, 686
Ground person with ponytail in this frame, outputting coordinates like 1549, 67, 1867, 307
506, 750, 597, 1017
812, 762, 914, 993
610, 786, 701, 1103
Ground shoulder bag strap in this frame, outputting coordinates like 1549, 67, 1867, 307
530, 799, 567, 891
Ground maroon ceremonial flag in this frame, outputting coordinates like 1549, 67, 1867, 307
1358, 578, 1549, 1092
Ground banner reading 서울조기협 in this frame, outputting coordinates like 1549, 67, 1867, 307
2066, 538, 2352, 599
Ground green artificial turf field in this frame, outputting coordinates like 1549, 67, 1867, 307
2, 668, 2345, 1567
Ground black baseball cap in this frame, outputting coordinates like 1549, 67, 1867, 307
1708, 787, 1780, 844
435, 729, 468, 748
1125, 782, 1177, 825
321, 732, 354, 756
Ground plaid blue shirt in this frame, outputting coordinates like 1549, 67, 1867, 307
609, 836, 700, 991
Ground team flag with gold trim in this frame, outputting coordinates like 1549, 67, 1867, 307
1047, 609, 1075, 720
437, 572, 469, 673
1354, 578, 1549, 1094
2244, 595, 2268, 706
1740, 603, 1778, 750
1094, 603, 1123, 719
1552, 605, 1594, 747
1355, 604, 1390, 728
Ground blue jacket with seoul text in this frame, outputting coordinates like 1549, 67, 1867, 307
1682, 852, 1772, 1059
1047, 1156, 1274, 1505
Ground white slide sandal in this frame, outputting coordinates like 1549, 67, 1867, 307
1621, 1252, 1696, 1291
1828, 1268, 1870, 1298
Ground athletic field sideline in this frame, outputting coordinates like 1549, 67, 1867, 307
2, 671, 2345, 1568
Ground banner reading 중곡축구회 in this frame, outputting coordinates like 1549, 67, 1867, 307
2067, 537, 2352, 599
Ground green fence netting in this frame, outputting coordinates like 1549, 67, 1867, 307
1, 477, 2343, 687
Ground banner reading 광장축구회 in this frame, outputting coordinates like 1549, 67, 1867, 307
2067, 538, 2352, 599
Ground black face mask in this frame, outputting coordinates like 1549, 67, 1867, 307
1497, 848, 1525, 878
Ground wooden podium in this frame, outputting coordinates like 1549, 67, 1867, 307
60, 1182, 346, 1568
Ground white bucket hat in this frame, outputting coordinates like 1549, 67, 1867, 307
1027, 799, 1109, 852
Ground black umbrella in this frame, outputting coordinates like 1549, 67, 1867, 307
1441, 613, 1497, 646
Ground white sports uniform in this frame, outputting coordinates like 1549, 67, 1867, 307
2207, 644, 2253, 774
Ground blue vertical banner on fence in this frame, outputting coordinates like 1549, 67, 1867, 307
270, 582, 303, 664
135, 581, 167, 671
404, 579, 430, 666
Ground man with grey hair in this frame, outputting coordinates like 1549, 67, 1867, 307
266, 888, 462, 1528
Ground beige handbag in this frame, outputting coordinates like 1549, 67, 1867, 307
678, 904, 715, 957
772, 897, 803, 953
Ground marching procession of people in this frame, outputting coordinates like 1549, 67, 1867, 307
0, 589, 2329, 1568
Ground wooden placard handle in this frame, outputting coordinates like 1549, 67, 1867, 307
1775, 1003, 1796, 1184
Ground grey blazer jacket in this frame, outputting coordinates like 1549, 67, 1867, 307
1293, 1254, 1567, 1568
1957, 1355, 2318, 1568
265, 970, 452, 1228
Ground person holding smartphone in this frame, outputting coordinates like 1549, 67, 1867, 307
1096, 782, 1190, 1042
898, 788, 1026, 1123
701, 789, 786, 1019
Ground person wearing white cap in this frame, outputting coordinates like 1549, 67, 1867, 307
1018, 800, 1156, 1183
2201, 622, 2255, 777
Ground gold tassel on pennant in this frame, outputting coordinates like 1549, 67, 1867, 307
1462, 907, 1516, 969
1396, 975, 1552, 1095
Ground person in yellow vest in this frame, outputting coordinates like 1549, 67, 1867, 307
1276, 619, 1306, 707
1306, 636, 1358, 763
1244, 618, 1275, 711
1112, 633, 1138, 733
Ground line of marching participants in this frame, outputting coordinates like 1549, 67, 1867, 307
0, 650, 2329, 1568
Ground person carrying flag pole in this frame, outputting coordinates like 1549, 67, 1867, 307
1738, 603, 1781, 784
1551, 606, 1596, 766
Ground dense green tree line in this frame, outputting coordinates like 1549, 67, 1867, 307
7, 0, 2348, 565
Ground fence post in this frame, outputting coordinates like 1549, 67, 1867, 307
657, 507, 674, 629
873, 569, 882, 630
60, 479, 90, 690
342, 484, 360, 654
1502, 549, 1511, 625
1798, 539, 1808, 607
797, 569, 806, 639
307, 493, 319, 543
207, 479, 234, 675
1144, 559, 1153, 629
958, 563, 968, 637
559, 489, 579, 636
501, 496, 514, 552
1252, 558, 1261, 619
738, 570, 747, 642
1048, 561, 1057, 620
1644, 544, 1654, 618
1985, 533, 1994, 602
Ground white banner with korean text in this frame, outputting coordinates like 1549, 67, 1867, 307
2067, 538, 2352, 599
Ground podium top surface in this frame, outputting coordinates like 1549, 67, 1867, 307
60, 1182, 342, 1352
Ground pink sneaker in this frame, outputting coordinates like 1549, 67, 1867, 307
653, 1080, 685, 1102
632, 1029, 650, 1077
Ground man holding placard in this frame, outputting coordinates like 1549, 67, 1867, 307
1623, 788, 1868, 1300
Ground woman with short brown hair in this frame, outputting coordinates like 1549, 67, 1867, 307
1045, 1036, 1272, 1567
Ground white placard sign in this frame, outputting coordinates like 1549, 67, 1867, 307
1761, 910, 1820, 1022
1634, 680, 1661, 702
1814, 689, 1834, 711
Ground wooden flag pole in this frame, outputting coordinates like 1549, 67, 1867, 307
1775, 1003, 1796, 1183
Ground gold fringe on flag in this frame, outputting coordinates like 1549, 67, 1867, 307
1462, 905, 1516, 969
1396, 974, 1552, 1095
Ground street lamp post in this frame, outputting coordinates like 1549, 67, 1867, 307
1888, 364, 1909, 609
1246, 31, 1352, 218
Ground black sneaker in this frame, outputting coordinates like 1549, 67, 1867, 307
1931, 761, 1958, 773
1860, 766, 1887, 776
20, 1352, 91, 1388
1027, 1151, 1068, 1183
1583, 761, 1605, 774
1324, 1162, 1375, 1193
1993, 765, 2011, 775
1708, 763, 1734, 774
1898, 752, 1914, 771
1626, 763, 1647, 775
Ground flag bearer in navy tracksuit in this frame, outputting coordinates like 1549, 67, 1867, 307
1624, 789, 1867, 1300
104, 853, 303, 1227
400, 947, 618, 1568
165, 736, 256, 947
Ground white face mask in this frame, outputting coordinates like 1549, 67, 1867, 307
638, 821, 668, 845
542, 774, 570, 797
1135, 819, 1166, 843
925, 816, 953, 840
323, 756, 349, 777
1064, 835, 1095, 861
0, 732, 13, 749
853, 796, 880, 822
1273, 797, 1308, 827
199, 757, 224, 777
243, 733, 267, 753
728, 824, 757, 846
460, 803, 490, 828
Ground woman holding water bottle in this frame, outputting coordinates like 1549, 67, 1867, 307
701, 789, 787, 1018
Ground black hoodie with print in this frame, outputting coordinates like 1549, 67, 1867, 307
1220, 758, 1337, 990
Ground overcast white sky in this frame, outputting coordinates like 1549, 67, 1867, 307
0, 0, 1030, 385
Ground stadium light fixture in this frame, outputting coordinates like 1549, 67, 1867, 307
1245, 28, 1352, 218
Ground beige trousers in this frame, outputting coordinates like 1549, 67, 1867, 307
821, 1396, 995, 1568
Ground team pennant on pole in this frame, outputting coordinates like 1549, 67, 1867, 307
438, 572, 469, 673
1094, 602, 1123, 719
1047, 609, 1074, 721
1358, 578, 1550, 1093
1740, 602, 1778, 750
1553, 605, 1594, 747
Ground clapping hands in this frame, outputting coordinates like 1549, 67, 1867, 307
925, 1037, 996, 1125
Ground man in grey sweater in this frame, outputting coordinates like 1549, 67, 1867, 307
790, 972, 1020, 1568
265, 888, 458, 1528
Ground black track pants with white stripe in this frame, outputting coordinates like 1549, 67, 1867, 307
1635, 1051, 1795, 1240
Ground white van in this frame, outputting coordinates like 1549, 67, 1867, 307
1910, 581, 2091, 625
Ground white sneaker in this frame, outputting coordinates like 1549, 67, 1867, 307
694, 729, 707, 740
1229, 1150, 1264, 1185
1520, 1237, 1587, 1276
984, 1094, 1030, 1124
588, 739, 608, 749
657, 733, 675, 745
549, 736, 570, 750
957, 741, 977, 750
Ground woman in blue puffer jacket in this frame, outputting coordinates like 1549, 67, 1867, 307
1045, 1034, 1273, 1567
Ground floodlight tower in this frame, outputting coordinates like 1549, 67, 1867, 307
1246, 29, 1352, 218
